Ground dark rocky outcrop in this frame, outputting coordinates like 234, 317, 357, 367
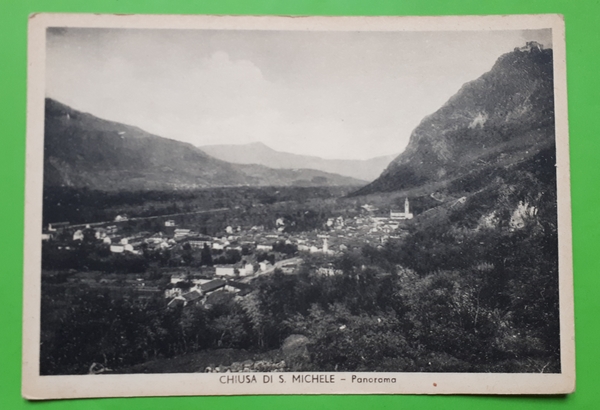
354, 46, 555, 196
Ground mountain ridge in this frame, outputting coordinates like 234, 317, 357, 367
43, 99, 366, 191
354, 45, 555, 196
200, 142, 397, 182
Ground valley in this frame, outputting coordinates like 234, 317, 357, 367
40, 43, 561, 376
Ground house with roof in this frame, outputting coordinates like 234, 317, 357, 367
106, 225, 118, 234
200, 279, 226, 295
41, 232, 54, 241
182, 290, 203, 305
73, 230, 84, 241
167, 297, 186, 309
191, 277, 212, 286
215, 266, 236, 277
317, 264, 342, 276
145, 233, 165, 245
228, 244, 242, 252
241, 263, 255, 276
174, 228, 191, 239
259, 261, 272, 272
164, 287, 183, 299
103, 235, 121, 245
94, 228, 107, 240
187, 236, 213, 249
212, 241, 226, 250
48, 222, 70, 231
110, 244, 125, 253
170, 273, 187, 284
167, 289, 203, 308
361, 204, 378, 213
228, 281, 253, 297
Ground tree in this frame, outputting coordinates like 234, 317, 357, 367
200, 244, 213, 267
182, 243, 194, 266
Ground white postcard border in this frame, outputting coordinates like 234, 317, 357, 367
22, 13, 574, 399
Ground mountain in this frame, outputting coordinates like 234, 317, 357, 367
354, 43, 555, 196
200, 142, 397, 182
348, 45, 561, 368
43, 99, 366, 191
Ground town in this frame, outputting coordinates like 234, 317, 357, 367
41, 198, 416, 310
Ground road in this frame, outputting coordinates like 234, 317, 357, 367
68, 207, 230, 229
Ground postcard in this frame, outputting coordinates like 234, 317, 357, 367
22, 13, 574, 399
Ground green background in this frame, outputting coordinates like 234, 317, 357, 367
1, 0, 598, 408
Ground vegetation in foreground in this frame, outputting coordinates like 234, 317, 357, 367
41, 149, 559, 374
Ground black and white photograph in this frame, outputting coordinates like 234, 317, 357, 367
22, 14, 574, 398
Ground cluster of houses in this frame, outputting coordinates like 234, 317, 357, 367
310, 199, 415, 251
47, 219, 271, 258
42, 199, 418, 285
40, 201, 423, 314
43, 199, 416, 257
58, 199, 414, 257
165, 274, 252, 309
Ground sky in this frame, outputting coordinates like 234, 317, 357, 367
46, 27, 552, 160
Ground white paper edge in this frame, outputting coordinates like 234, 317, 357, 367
22, 13, 574, 399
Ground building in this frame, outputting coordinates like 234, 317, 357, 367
182, 290, 203, 305
191, 278, 212, 286
187, 236, 213, 249
110, 244, 125, 253
174, 229, 191, 239
94, 228, 107, 240
200, 279, 227, 295
317, 265, 342, 276
167, 297, 186, 309
390, 198, 414, 220
228, 281, 252, 297
215, 266, 236, 277
145, 233, 166, 245
167, 290, 203, 308
170, 273, 187, 284
242, 263, 254, 276
164, 287, 182, 299
72, 230, 84, 241
361, 204, 378, 213
165, 220, 176, 227
212, 241, 226, 250
259, 261, 272, 272
48, 222, 69, 232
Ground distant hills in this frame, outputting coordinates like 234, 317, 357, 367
43, 99, 366, 191
200, 142, 397, 182
354, 44, 555, 196
44, 44, 555, 196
